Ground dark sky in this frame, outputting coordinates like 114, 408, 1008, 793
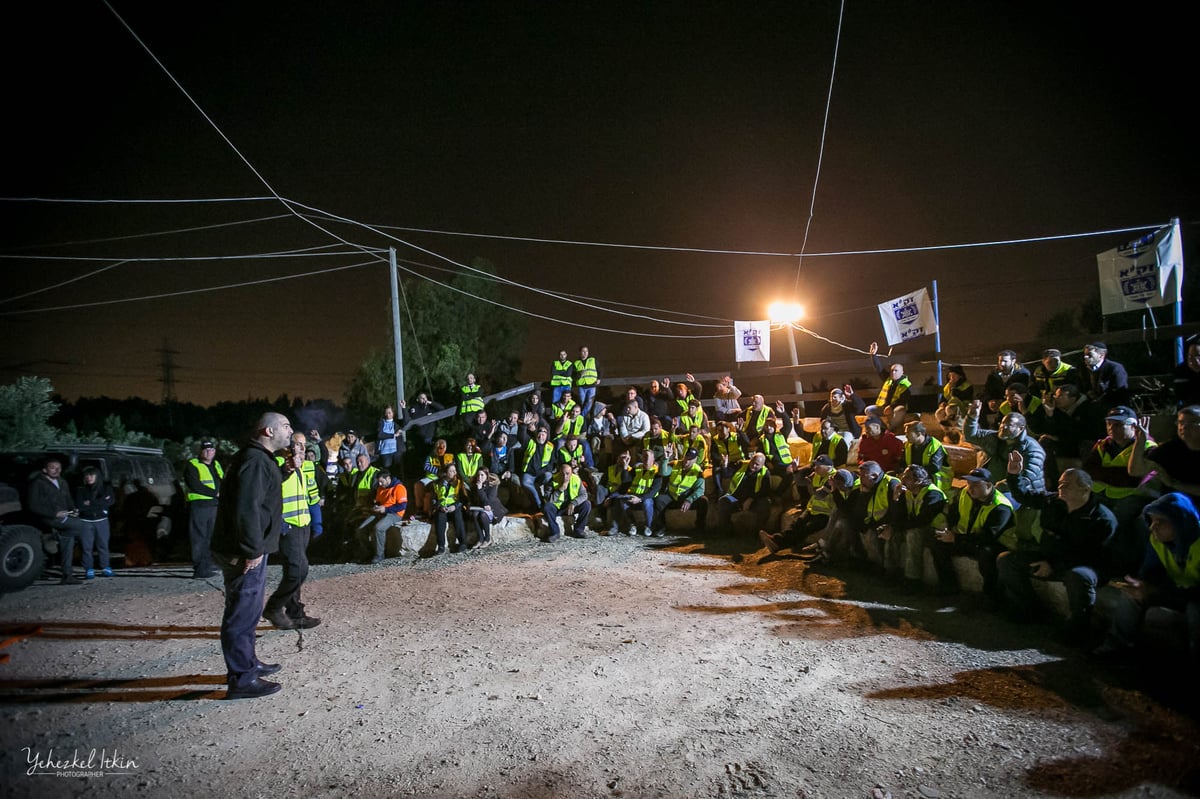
2, 1, 1196, 407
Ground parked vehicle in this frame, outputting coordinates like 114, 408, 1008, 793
0, 445, 182, 592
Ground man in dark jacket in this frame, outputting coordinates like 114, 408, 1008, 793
964, 401, 1046, 494
998, 459, 1118, 638
210, 412, 293, 700
27, 456, 90, 584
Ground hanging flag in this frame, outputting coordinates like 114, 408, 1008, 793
876, 287, 938, 346
734, 320, 770, 362
1096, 221, 1184, 315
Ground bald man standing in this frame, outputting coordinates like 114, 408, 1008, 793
211, 412, 293, 700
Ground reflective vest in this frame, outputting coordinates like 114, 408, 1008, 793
904, 484, 947, 528
674, 433, 709, 466
864, 475, 900, 524
744, 406, 773, 434
280, 468, 311, 527
999, 395, 1042, 418
557, 442, 587, 465
667, 461, 705, 500
943, 380, 973, 403
805, 470, 835, 515
459, 383, 483, 414
423, 452, 454, 480
550, 359, 573, 387
551, 398, 577, 420
573, 356, 598, 386
300, 460, 321, 505
524, 440, 555, 473
455, 451, 483, 481
630, 465, 659, 496
679, 408, 706, 432
811, 432, 844, 463
434, 478, 462, 510
760, 432, 793, 466
547, 473, 584, 506
606, 464, 633, 492
1150, 535, 1200, 589
713, 435, 744, 463
560, 415, 585, 438
952, 487, 1014, 537
727, 464, 769, 497
876, 376, 911, 407
354, 466, 379, 496
186, 458, 224, 502
1033, 362, 1076, 393
904, 437, 953, 493
1091, 439, 1155, 500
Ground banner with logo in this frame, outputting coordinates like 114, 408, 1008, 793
734, 320, 770, 362
876, 287, 937, 346
1096, 221, 1183, 315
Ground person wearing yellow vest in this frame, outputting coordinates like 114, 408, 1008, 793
263, 433, 322, 630
615, 449, 663, 536
802, 418, 849, 468
757, 416, 797, 493
712, 422, 751, 495
1031, 348, 1082, 397
459, 373, 484, 418
597, 449, 635, 535
903, 421, 953, 494
431, 462, 467, 554
414, 439, 453, 518
892, 464, 949, 592
1083, 405, 1157, 576
846, 461, 903, 572
651, 447, 708, 535
550, 350, 574, 404
742, 395, 776, 441
931, 468, 1015, 601
543, 462, 593, 541
455, 439, 485, 483
716, 453, 772, 536
184, 439, 224, 579
521, 427, 557, 510
674, 425, 710, 471
998, 383, 1044, 435
573, 346, 599, 417
1094, 492, 1200, 663
810, 468, 862, 564
868, 341, 912, 414
350, 453, 380, 513
761, 454, 837, 554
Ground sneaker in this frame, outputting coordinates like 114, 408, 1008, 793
85, 569, 96, 580
758, 530, 781, 554
102, 568, 114, 577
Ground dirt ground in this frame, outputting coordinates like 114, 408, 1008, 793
0, 532, 1198, 799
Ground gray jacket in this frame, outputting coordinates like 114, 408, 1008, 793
964, 416, 1047, 494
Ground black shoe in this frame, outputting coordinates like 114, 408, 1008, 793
225, 678, 282, 700
546, 534, 561, 543
256, 662, 282, 676
293, 615, 322, 629
61, 576, 81, 585
368, 556, 384, 564
263, 609, 296, 630
455, 545, 468, 554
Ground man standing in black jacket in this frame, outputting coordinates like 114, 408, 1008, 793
27, 456, 90, 584
211, 412, 293, 700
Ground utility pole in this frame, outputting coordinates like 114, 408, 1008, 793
158, 341, 178, 405
389, 247, 405, 406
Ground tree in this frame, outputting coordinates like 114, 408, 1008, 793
345, 256, 527, 426
0, 376, 60, 450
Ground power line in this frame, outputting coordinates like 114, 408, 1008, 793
5, 213, 295, 251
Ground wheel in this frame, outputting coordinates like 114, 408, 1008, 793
0, 524, 46, 594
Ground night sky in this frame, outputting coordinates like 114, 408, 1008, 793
2, 2, 1196, 407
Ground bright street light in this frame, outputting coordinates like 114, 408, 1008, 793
767, 302, 805, 323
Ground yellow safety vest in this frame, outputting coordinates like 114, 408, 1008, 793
550, 359, 573, 387
460, 383, 483, 414
904, 438, 953, 494
547, 473, 584, 505
806, 470, 835, 515
727, 464, 769, 496
455, 451, 483, 481
876, 376, 911, 407
904, 484, 947, 528
760, 432, 793, 466
811, 432, 844, 463
714, 435, 744, 463
865, 476, 900, 524
952, 487, 1014, 538
667, 462, 705, 499
573, 357, 598, 386
423, 453, 454, 480
186, 458, 224, 502
630, 465, 659, 495
1092, 439, 1155, 500
434, 478, 462, 510
524, 441, 555, 472
1149, 535, 1200, 589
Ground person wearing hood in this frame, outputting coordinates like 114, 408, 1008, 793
1093, 492, 1200, 664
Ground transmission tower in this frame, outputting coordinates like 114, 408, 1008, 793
158, 341, 179, 406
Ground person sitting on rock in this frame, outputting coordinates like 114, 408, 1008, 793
363, 470, 408, 564
614, 449, 663, 537
651, 447, 708, 537
761, 454, 837, 555
543, 462, 593, 542
716, 453, 772, 537
929, 468, 1016, 602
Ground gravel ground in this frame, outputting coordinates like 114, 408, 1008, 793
0, 532, 1198, 799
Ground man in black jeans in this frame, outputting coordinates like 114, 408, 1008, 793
27, 456, 90, 584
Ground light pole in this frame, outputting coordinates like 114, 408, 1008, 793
768, 302, 805, 408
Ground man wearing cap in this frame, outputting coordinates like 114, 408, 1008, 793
930, 468, 1016, 600
651, 447, 709, 536
184, 439, 223, 579
762, 454, 837, 554
964, 400, 1046, 494
1082, 342, 1131, 408
1031, 348, 1081, 396
1083, 405, 1157, 575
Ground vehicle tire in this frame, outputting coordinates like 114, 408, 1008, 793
0, 524, 46, 594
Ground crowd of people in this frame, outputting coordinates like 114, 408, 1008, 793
159, 338, 1198, 698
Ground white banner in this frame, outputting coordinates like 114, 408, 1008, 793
877, 287, 938, 346
734, 320, 770, 362
1096, 221, 1184, 316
